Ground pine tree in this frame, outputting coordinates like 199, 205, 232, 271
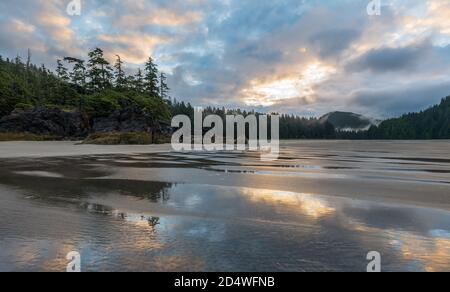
56, 59, 69, 82
26, 49, 31, 70
134, 68, 144, 93
159, 72, 169, 100
144, 57, 159, 97
64, 57, 86, 89
87, 48, 112, 92
114, 55, 126, 90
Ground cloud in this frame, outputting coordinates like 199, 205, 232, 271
0, 0, 450, 118
98, 33, 171, 64
348, 41, 431, 73
310, 29, 362, 58
350, 80, 450, 117
7, 19, 36, 34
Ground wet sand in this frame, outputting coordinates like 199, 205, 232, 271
0, 140, 449, 271
0, 141, 172, 158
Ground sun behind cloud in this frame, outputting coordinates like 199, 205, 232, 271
242, 62, 336, 107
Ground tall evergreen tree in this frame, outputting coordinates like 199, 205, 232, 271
87, 48, 112, 91
144, 57, 159, 97
26, 49, 32, 70
134, 68, 144, 93
64, 57, 86, 89
114, 55, 126, 90
56, 59, 69, 82
159, 72, 169, 100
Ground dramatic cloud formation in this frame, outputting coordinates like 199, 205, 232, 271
0, 0, 449, 118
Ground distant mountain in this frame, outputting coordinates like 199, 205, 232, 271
320, 111, 374, 131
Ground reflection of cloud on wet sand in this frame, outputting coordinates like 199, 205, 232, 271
241, 189, 336, 220
41, 244, 76, 272
152, 255, 205, 272
394, 233, 450, 272
240, 188, 450, 272
345, 216, 450, 272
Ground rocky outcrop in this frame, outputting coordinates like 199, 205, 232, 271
0, 100, 172, 140
0, 107, 89, 138
92, 99, 153, 133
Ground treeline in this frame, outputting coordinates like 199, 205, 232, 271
55, 48, 169, 98
370, 96, 450, 139
0, 51, 76, 117
333, 96, 450, 140
170, 102, 336, 139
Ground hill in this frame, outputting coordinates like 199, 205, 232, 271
320, 111, 374, 131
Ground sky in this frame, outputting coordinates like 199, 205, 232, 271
0, 0, 450, 118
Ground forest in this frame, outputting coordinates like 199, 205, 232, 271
0, 48, 449, 141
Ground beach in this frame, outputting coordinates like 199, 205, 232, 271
0, 140, 449, 271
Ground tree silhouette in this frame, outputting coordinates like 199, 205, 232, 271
144, 57, 159, 97
87, 48, 112, 92
114, 55, 126, 90
159, 72, 169, 100
56, 60, 69, 82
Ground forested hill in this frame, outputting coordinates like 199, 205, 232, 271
368, 96, 450, 139
319, 112, 374, 131
0, 49, 171, 122
0, 54, 76, 118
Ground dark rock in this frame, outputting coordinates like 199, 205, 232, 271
0, 98, 173, 140
0, 107, 89, 138
92, 99, 156, 133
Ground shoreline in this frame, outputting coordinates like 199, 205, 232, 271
2, 140, 450, 159
0, 141, 173, 159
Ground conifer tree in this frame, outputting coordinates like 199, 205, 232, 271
144, 57, 159, 97
56, 59, 69, 82
87, 48, 112, 91
64, 57, 86, 89
159, 72, 169, 100
114, 55, 126, 90
134, 68, 144, 93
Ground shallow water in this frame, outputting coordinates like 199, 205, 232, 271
0, 140, 450, 272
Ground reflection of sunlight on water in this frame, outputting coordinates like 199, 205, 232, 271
241, 189, 336, 219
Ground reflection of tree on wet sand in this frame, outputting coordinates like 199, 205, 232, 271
0, 168, 173, 204
147, 217, 160, 227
